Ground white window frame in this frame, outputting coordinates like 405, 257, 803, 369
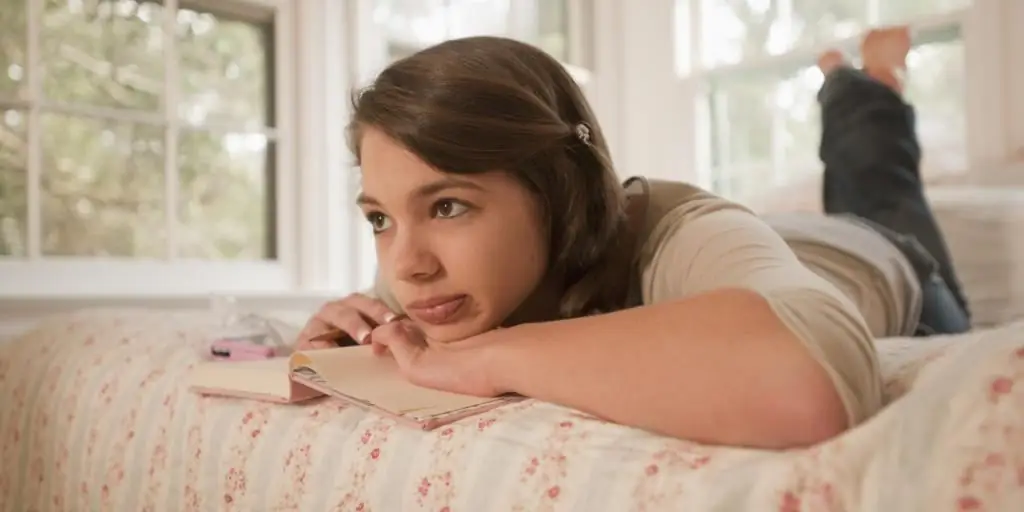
0, 0, 299, 298
679, 0, 1010, 199
610, 0, 1022, 195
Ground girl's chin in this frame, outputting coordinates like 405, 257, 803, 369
419, 319, 499, 343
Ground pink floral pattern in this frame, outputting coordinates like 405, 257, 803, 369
1, 310, 1023, 511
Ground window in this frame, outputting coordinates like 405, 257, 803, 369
0, 0, 293, 295
347, 0, 581, 290
678, 0, 973, 201
370, 0, 572, 64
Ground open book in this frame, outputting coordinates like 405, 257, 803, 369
188, 345, 519, 430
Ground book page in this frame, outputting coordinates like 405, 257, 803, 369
290, 346, 497, 413
189, 357, 320, 403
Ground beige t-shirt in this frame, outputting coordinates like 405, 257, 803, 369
763, 213, 922, 339
639, 199, 883, 427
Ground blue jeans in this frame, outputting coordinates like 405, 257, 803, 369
818, 67, 971, 335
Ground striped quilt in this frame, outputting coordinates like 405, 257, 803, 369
1, 309, 1023, 511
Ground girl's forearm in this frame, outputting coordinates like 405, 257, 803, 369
486, 288, 848, 449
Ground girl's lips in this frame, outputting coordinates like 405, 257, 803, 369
405, 295, 468, 325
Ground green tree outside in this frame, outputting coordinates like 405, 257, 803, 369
0, 0, 272, 259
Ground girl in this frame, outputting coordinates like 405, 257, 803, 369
295, 27, 969, 449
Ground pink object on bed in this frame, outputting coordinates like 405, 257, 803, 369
209, 338, 276, 360
1, 310, 1023, 511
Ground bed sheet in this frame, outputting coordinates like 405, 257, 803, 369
1, 309, 1022, 511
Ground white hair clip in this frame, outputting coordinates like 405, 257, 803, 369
574, 123, 591, 146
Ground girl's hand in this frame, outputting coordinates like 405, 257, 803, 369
294, 294, 398, 350
370, 320, 505, 398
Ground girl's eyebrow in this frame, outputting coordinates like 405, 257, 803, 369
356, 177, 486, 206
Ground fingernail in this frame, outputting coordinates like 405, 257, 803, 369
383, 312, 398, 323
356, 328, 371, 344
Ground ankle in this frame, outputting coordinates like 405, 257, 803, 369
864, 66, 905, 94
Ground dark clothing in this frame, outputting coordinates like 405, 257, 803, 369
817, 67, 971, 335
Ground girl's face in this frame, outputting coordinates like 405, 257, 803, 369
357, 128, 550, 342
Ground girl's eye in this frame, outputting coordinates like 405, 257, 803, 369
366, 212, 392, 233
434, 199, 469, 219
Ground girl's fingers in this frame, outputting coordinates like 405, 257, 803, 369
294, 294, 401, 349
344, 294, 399, 325
315, 303, 376, 344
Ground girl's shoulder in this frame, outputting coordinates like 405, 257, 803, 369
623, 177, 755, 260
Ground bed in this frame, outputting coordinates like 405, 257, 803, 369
4, 182, 1024, 511
1, 307, 1023, 511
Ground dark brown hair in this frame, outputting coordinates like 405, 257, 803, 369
348, 36, 630, 318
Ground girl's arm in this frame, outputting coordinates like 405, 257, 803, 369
485, 208, 882, 449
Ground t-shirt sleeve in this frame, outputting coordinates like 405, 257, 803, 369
641, 206, 884, 426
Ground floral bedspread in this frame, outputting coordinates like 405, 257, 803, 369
1, 309, 1022, 511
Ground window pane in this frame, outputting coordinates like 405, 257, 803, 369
710, 168, 757, 199
0, 0, 27, 99
374, 0, 570, 63
178, 130, 273, 260
906, 38, 967, 170
708, 67, 821, 167
41, 0, 165, 110
41, 115, 165, 257
700, 0, 864, 68
706, 66, 823, 197
880, 0, 972, 24
715, 166, 778, 199
775, 67, 822, 170
534, 0, 569, 63
708, 75, 775, 168
705, 36, 968, 198
0, 109, 27, 256
177, 7, 273, 127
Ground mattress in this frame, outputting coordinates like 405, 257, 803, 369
1, 309, 1022, 511
928, 186, 1024, 327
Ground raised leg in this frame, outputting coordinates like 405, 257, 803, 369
816, 27, 971, 334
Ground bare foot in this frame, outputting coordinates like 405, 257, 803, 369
817, 49, 847, 76
861, 26, 911, 93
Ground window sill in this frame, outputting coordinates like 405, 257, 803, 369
0, 259, 305, 296
0, 290, 340, 341
0, 290, 339, 315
